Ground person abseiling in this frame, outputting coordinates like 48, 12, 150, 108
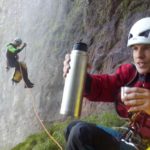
63, 17, 150, 150
6, 38, 34, 88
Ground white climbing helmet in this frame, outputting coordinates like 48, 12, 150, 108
14, 37, 22, 46
127, 17, 150, 47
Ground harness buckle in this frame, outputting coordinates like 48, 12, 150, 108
121, 127, 139, 150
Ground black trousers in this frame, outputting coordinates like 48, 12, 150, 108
8, 58, 33, 87
65, 121, 120, 150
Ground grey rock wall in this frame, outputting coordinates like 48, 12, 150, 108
0, 0, 87, 149
0, 0, 67, 149
0, 0, 150, 149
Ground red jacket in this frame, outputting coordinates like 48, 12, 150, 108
84, 63, 150, 139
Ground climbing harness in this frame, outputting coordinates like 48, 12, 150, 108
11, 62, 26, 83
120, 112, 148, 150
12, 70, 22, 83
121, 112, 140, 140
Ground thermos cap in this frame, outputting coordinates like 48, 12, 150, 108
73, 42, 87, 52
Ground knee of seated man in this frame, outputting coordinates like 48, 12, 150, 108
64, 120, 85, 141
66, 122, 120, 150
67, 122, 89, 141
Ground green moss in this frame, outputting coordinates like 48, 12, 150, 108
131, 4, 148, 14
83, 111, 126, 127
122, 0, 131, 10
12, 112, 126, 150
121, 0, 148, 18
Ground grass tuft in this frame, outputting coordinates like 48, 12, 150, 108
12, 112, 126, 150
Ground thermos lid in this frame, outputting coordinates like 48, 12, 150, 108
73, 42, 87, 52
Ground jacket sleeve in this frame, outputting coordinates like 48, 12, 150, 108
7, 44, 23, 54
7, 45, 17, 53
83, 64, 134, 102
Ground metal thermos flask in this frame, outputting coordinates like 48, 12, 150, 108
60, 42, 88, 118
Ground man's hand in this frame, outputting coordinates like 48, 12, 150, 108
121, 87, 150, 115
19, 43, 27, 49
23, 43, 27, 47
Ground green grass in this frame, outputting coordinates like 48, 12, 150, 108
12, 112, 126, 150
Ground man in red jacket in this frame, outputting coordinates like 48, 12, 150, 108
63, 17, 150, 150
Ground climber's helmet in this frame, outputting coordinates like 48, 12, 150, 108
14, 38, 22, 46
127, 17, 150, 47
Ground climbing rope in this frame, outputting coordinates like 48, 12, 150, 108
28, 89, 63, 150
22, 46, 26, 62
19, 63, 63, 150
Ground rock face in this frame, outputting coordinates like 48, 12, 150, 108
0, 0, 150, 149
